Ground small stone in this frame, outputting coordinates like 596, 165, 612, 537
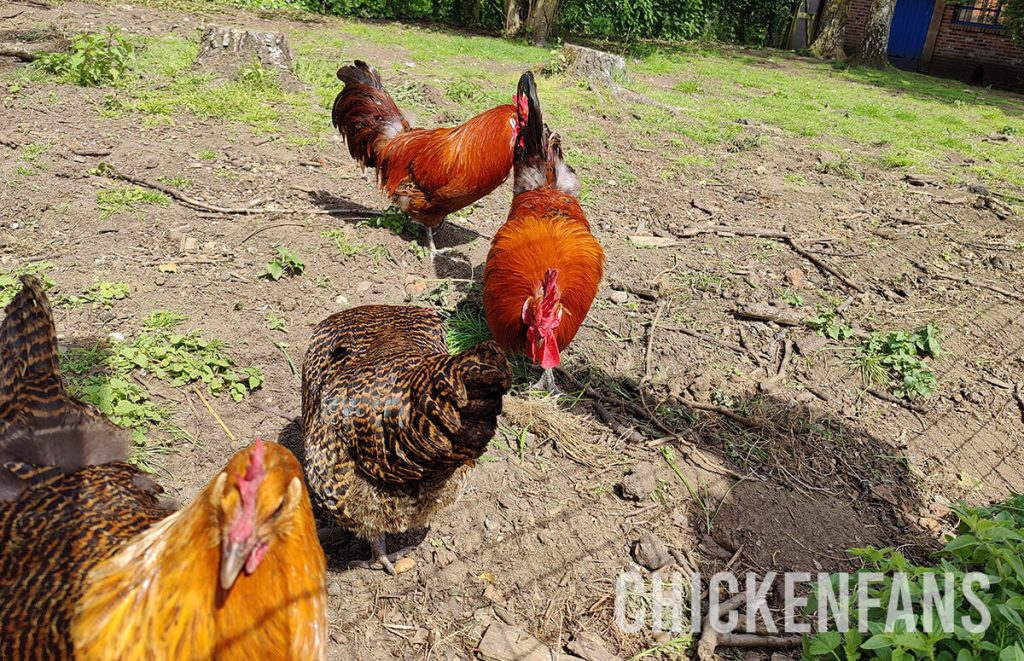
334, 294, 349, 306
567, 631, 623, 661
329, 629, 347, 644
484, 517, 500, 532
619, 463, 658, 501
327, 581, 342, 597
478, 622, 552, 661
393, 556, 416, 574
795, 333, 829, 356
180, 236, 199, 253
784, 268, 807, 289
929, 501, 951, 518
356, 280, 373, 293
483, 584, 506, 605
607, 289, 629, 305
632, 530, 671, 571
108, 332, 125, 343
433, 548, 457, 568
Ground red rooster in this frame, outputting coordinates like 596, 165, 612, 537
483, 72, 604, 393
332, 60, 530, 260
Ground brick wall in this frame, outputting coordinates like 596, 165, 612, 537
841, 0, 1024, 89
844, 0, 875, 55
930, 4, 1024, 87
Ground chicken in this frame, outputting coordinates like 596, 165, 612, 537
332, 60, 531, 260
483, 72, 605, 393
302, 305, 512, 574
0, 276, 327, 660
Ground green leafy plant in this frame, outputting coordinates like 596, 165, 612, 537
855, 325, 941, 400
64, 281, 131, 308
322, 228, 364, 262
0, 261, 55, 307
807, 304, 854, 340
781, 290, 805, 307
267, 311, 288, 333
357, 207, 414, 235
96, 185, 170, 219
36, 27, 134, 86
805, 493, 1024, 660
445, 305, 491, 354
262, 247, 305, 280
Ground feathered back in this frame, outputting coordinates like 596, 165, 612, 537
512, 72, 580, 198
332, 59, 411, 168
302, 306, 512, 489
0, 276, 125, 500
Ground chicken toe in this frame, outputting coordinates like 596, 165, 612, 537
348, 536, 416, 575
530, 368, 562, 395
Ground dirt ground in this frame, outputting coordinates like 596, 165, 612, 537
2, 1, 1024, 659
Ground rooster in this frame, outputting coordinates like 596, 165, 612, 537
0, 276, 327, 660
302, 305, 511, 574
332, 60, 531, 260
483, 72, 605, 393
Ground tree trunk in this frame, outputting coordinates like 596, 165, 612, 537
526, 0, 559, 46
504, 0, 523, 36
855, 0, 896, 68
810, 0, 852, 59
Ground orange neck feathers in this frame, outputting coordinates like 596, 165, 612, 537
71, 446, 327, 660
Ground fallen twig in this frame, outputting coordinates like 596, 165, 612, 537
1014, 382, 1024, 424
642, 300, 666, 384
239, 222, 307, 244
659, 323, 765, 364
760, 338, 792, 390
675, 397, 759, 428
676, 223, 864, 292
918, 267, 1024, 303
732, 302, 805, 326
696, 592, 747, 660
866, 388, 928, 414
71, 147, 112, 157
192, 386, 236, 442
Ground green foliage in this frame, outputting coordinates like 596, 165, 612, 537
0, 261, 55, 308
36, 27, 134, 86
1006, 0, 1024, 47
807, 304, 854, 340
445, 304, 491, 354
267, 311, 288, 332
262, 246, 305, 280
96, 185, 170, 219
322, 229, 364, 262
111, 318, 265, 402
357, 207, 416, 235
62, 281, 131, 308
856, 324, 941, 400
805, 493, 1024, 660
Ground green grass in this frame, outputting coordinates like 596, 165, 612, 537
96, 185, 170, 219
445, 304, 491, 354
0, 261, 55, 307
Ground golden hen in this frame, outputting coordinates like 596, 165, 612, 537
302, 305, 511, 573
0, 276, 327, 660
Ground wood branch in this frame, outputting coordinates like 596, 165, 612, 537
866, 388, 928, 414
675, 397, 759, 428
102, 165, 377, 218
0, 43, 47, 62
760, 339, 792, 390
711, 632, 803, 651
1015, 382, 1024, 424
643, 300, 666, 383
71, 147, 112, 157
696, 592, 747, 661
732, 303, 805, 327
660, 323, 765, 363
676, 223, 864, 292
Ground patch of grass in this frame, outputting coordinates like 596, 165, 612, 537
322, 228, 364, 262
445, 304, 491, 354
854, 323, 941, 400
357, 207, 416, 235
881, 149, 915, 168
35, 27, 134, 86
62, 281, 131, 308
96, 185, 170, 219
780, 290, 804, 307
0, 261, 55, 307
142, 310, 189, 329
198, 149, 218, 161
156, 175, 193, 188
262, 246, 305, 280
783, 172, 806, 186
815, 153, 862, 180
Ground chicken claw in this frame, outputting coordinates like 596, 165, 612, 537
425, 226, 453, 263
530, 368, 562, 395
347, 536, 416, 575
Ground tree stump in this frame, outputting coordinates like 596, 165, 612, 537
194, 27, 293, 77
562, 44, 626, 85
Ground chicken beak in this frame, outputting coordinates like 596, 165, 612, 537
220, 537, 256, 591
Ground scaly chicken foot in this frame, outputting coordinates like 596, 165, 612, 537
530, 368, 562, 395
347, 535, 416, 575
424, 226, 454, 262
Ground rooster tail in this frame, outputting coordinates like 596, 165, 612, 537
512, 71, 580, 199
332, 60, 410, 169
0, 276, 126, 500
391, 341, 512, 481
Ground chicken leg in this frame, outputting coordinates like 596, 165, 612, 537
348, 536, 416, 575
425, 225, 453, 263
530, 368, 562, 395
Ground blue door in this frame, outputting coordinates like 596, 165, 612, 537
888, 0, 935, 70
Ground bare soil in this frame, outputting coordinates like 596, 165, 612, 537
2, 2, 1023, 659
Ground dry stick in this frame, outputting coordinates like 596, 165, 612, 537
677, 224, 864, 293
866, 388, 928, 414
696, 592, 802, 658
660, 323, 765, 363
696, 592, 747, 661
239, 222, 308, 245
643, 300, 666, 383
103, 165, 378, 217
675, 396, 759, 428
1014, 382, 1024, 424
192, 386, 236, 443
760, 339, 792, 390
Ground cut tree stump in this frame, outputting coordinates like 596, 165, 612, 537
563, 43, 626, 85
194, 26, 292, 78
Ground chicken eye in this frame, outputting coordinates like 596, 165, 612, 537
269, 498, 286, 520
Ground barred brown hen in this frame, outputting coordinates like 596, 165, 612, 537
0, 276, 327, 660
302, 305, 512, 573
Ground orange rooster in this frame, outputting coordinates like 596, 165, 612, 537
0, 276, 327, 659
483, 72, 605, 393
332, 60, 531, 260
